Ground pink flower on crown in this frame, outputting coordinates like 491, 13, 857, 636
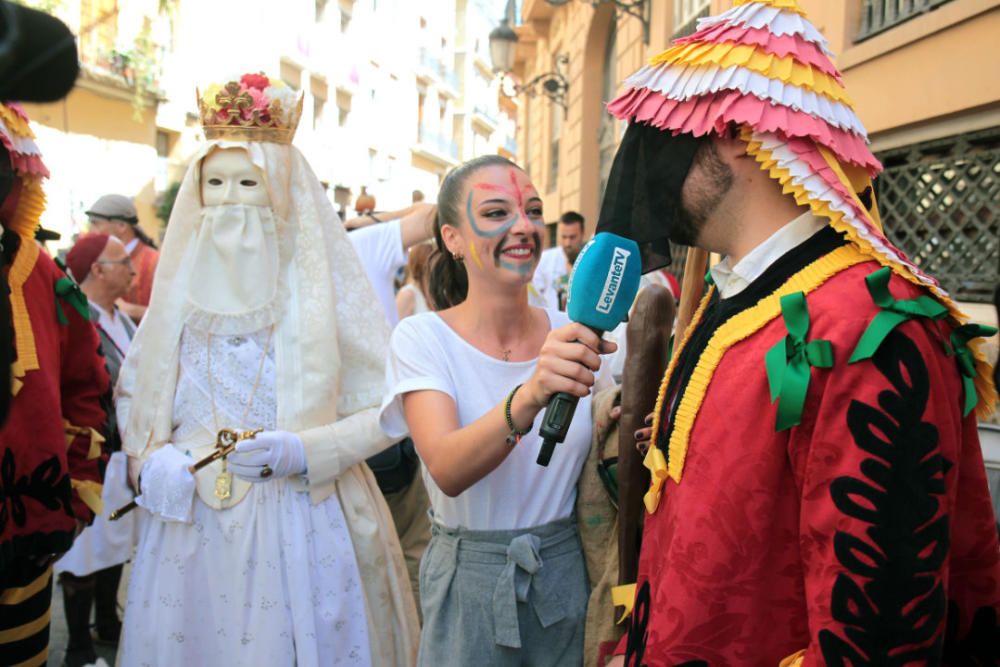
246, 87, 269, 114
240, 73, 270, 91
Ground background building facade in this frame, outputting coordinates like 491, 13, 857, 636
19, 0, 515, 244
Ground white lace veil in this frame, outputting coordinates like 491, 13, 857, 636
117, 140, 390, 458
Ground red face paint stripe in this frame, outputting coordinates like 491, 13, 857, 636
508, 169, 523, 208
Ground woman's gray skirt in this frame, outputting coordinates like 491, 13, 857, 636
417, 515, 589, 666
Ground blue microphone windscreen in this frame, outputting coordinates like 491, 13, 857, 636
566, 232, 642, 331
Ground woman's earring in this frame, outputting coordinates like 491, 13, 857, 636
452, 251, 465, 263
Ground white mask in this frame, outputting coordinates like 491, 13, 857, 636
186, 204, 278, 316
200, 147, 271, 207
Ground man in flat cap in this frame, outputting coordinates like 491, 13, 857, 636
86, 194, 159, 323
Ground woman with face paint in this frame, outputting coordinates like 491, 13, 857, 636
380, 155, 616, 665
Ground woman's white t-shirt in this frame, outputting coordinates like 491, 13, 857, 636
380, 308, 606, 531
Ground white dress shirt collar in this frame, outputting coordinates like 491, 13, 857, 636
710, 211, 827, 299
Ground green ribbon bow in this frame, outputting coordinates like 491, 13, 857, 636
765, 291, 834, 432
948, 323, 997, 417
849, 267, 947, 363
54, 277, 91, 325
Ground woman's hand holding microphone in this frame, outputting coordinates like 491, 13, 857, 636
510, 323, 617, 430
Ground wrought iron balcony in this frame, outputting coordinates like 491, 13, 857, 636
857, 0, 954, 42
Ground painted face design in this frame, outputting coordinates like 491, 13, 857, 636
463, 167, 545, 277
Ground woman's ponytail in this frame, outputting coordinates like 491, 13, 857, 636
428, 208, 467, 309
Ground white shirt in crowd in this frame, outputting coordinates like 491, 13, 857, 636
349, 218, 407, 327
532, 246, 570, 310
90, 299, 132, 357
380, 308, 611, 531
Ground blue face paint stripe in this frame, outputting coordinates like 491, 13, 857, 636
498, 259, 535, 275
465, 190, 516, 238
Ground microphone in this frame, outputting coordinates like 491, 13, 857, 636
0, 1, 79, 102
536, 232, 641, 466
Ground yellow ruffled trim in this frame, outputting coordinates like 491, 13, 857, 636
650, 41, 852, 106
7, 177, 45, 375
64, 421, 106, 460
611, 583, 637, 624
0, 105, 35, 139
742, 128, 997, 419
734, 0, 806, 13
70, 479, 103, 516
779, 649, 806, 667
664, 245, 868, 487
645, 287, 715, 513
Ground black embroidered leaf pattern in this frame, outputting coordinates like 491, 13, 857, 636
0, 447, 73, 534
625, 581, 651, 667
819, 330, 949, 665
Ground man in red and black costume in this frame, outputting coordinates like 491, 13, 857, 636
600, 1, 999, 665
0, 102, 109, 667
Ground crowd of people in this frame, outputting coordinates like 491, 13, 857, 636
0, 1, 998, 666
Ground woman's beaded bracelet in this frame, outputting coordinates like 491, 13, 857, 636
504, 384, 531, 446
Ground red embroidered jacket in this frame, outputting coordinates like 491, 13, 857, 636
0, 250, 109, 571
619, 229, 999, 666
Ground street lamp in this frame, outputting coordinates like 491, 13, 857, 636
544, 0, 651, 44
488, 4, 518, 75
489, 0, 570, 117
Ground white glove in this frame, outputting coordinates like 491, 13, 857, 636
134, 445, 195, 523
228, 430, 306, 482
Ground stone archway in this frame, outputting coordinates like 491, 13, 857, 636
578, 4, 616, 236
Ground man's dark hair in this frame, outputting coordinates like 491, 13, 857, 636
559, 211, 584, 228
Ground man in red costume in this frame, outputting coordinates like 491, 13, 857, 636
0, 103, 109, 667
600, 1, 999, 665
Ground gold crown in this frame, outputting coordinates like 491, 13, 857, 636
197, 74, 303, 145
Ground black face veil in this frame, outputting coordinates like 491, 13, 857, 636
596, 122, 703, 273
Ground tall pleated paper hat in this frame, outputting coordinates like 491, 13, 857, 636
605, 0, 947, 300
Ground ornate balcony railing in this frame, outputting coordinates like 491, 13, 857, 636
857, 0, 954, 41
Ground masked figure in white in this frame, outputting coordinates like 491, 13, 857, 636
115, 74, 419, 666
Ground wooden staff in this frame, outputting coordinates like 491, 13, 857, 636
675, 247, 710, 338
617, 246, 708, 587
617, 284, 675, 587
108, 428, 262, 521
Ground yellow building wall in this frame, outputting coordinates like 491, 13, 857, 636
20, 81, 161, 244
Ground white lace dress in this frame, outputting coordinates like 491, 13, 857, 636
119, 328, 371, 667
